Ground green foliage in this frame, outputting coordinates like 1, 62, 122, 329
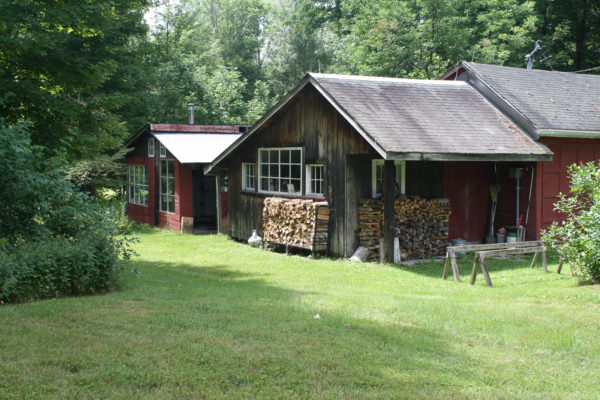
0, 120, 135, 303
542, 162, 600, 284
0, 0, 150, 161
0, 234, 118, 304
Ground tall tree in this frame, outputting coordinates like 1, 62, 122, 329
0, 0, 151, 161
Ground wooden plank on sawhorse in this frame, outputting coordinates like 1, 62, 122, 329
470, 246, 546, 287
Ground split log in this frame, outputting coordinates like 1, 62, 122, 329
357, 196, 451, 261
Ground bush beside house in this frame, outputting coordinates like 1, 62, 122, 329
0, 120, 133, 304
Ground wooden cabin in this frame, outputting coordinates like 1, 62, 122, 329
125, 123, 245, 232
441, 62, 600, 240
205, 73, 551, 259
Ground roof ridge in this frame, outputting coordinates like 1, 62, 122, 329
309, 72, 466, 85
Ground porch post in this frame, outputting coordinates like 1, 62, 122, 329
383, 160, 395, 263
215, 175, 222, 233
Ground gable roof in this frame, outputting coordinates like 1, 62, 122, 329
206, 73, 551, 173
442, 62, 600, 137
126, 124, 244, 164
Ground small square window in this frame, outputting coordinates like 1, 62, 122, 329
159, 142, 167, 157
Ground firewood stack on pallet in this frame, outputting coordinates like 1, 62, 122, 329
263, 197, 329, 251
358, 199, 383, 261
358, 196, 451, 261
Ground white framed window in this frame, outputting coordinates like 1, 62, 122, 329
128, 164, 149, 205
258, 147, 302, 195
242, 163, 255, 191
148, 138, 155, 157
306, 164, 324, 196
159, 142, 167, 158
160, 159, 175, 213
372, 159, 405, 198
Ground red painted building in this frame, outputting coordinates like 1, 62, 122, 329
442, 62, 600, 241
125, 123, 245, 232
205, 73, 551, 258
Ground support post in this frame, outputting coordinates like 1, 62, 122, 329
215, 175, 222, 233
383, 160, 395, 263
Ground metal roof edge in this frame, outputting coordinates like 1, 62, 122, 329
537, 129, 600, 138
204, 74, 314, 175
386, 151, 553, 162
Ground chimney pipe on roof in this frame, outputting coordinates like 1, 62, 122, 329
525, 40, 543, 70
187, 103, 195, 124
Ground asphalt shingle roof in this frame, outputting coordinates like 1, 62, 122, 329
310, 73, 549, 158
461, 62, 600, 133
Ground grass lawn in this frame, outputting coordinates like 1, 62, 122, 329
1, 229, 600, 399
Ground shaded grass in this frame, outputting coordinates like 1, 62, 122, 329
1, 229, 599, 399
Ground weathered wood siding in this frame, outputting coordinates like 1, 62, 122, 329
223, 85, 377, 256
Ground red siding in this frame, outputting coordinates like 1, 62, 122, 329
127, 156, 155, 225
443, 162, 492, 242
158, 159, 193, 231
536, 138, 600, 237
494, 163, 537, 241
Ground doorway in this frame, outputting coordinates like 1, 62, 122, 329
192, 165, 217, 230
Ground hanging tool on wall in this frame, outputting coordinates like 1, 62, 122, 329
487, 183, 501, 242
522, 166, 535, 241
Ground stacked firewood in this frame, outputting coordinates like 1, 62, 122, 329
263, 197, 329, 248
358, 196, 451, 261
358, 199, 383, 261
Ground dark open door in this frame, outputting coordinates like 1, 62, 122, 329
192, 166, 217, 228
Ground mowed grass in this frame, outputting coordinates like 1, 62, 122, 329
1, 229, 600, 399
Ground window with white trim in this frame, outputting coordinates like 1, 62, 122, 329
242, 163, 255, 191
159, 142, 166, 157
160, 159, 175, 213
372, 159, 405, 198
148, 138, 155, 157
306, 164, 324, 196
129, 165, 149, 205
258, 148, 302, 194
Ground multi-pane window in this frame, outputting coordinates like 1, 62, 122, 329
159, 142, 167, 157
160, 159, 175, 213
306, 164, 324, 196
148, 138, 155, 157
372, 159, 405, 198
242, 163, 255, 190
129, 165, 149, 205
258, 148, 302, 194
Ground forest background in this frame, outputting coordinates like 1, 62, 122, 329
2, 0, 598, 166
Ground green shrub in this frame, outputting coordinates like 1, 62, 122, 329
542, 161, 600, 284
0, 234, 117, 303
0, 120, 136, 303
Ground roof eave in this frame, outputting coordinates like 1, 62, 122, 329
386, 151, 553, 162
537, 129, 600, 138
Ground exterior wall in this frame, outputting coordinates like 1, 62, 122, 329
494, 162, 537, 241
127, 156, 156, 226
223, 85, 377, 257
158, 160, 193, 231
443, 162, 492, 242
535, 138, 600, 237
